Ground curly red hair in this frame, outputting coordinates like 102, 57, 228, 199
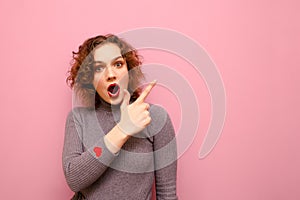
66, 34, 144, 108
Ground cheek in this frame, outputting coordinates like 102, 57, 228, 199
119, 68, 129, 81
93, 74, 103, 89
120, 72, 129, 87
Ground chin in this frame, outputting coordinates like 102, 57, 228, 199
109, 97, 123, 105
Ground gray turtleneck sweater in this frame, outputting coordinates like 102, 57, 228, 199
62, 101, 178, 200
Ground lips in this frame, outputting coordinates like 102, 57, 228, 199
107, 83, 120, 98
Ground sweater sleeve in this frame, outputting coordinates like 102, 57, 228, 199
62, 109, 118, 192
151, 106, 178, 200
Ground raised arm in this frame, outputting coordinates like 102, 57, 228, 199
63, 81, 157, 192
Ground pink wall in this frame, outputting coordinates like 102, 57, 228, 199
1, 0, 299, 199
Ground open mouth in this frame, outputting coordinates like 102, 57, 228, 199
107, 83, 120, 98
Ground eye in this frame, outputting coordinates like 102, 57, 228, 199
114, 61, 124, 68
94, 65, 105, 72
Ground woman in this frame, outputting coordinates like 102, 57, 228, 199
63, 34, 178, 200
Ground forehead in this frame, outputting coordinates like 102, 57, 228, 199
93, 43, 122, 63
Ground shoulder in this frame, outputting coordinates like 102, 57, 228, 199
149, 104, 168, 121
149, 104, 168, 115
66, 106, 95, 124
148, 104, 171, 135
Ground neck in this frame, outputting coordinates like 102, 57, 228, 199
97, 96, 121, 112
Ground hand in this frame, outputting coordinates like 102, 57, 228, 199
118, 80, 157, 136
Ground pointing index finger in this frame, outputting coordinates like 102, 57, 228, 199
137, 80, 157, 103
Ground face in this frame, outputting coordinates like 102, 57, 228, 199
93, 43, 129, 105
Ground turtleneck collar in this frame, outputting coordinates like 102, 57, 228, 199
96, 96, 121, 112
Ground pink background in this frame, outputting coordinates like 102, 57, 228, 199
1, 0, 299, 199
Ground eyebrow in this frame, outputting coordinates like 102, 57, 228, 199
93, 56, 123, 65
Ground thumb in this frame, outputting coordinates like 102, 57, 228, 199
120, 89, 130, 110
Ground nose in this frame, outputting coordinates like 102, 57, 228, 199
106, 66, 116, 82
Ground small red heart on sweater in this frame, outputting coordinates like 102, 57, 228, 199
93, 147, 102, 157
